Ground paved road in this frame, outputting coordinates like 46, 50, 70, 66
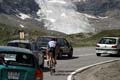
43, 47, 119, 80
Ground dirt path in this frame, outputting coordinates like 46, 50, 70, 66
79, 60, 120, 80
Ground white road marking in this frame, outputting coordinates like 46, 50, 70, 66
67, 58, 120, 80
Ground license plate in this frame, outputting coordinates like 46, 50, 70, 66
8, 71, 20, 80
103, 51, 107, 53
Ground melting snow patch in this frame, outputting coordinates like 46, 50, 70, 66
61, 13, 67, 18
84, 14, 97, 19
20, 24, 25, 28
48, 0, 66, 4
72, 0, 87, 2
17, 13, 31, 20
46, 10, 53, 13
98, 16, 108, 19
44, 18, 56, 23
84, 14, 108, 19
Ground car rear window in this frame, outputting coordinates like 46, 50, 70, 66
57, 38, 65, 46
7, 43, 31, 50
99, 38, 117, 44
0, 52, 35, 68
37, 37, 51, 47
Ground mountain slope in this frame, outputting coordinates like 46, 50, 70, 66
0, 0, 119, 34
73, 0, 120, 32
0, 0, 45, 31
74, 0, 120, 15
36, 0, 120, 34
0, 0, 39, 14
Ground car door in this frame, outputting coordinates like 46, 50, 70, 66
60, 38, 71, 53
31, 42, 44, 67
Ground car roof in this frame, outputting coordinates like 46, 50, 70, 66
102, 37, 120, 39
38, 36, 65, 39
0, 46, 32, 54
8, 40, 31, 44
38, 36, 56, 38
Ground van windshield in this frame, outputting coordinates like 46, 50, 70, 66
99, 38, 116, 44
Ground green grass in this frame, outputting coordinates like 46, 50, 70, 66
1, 22, 120, 47
0, 22, 63, 45
0, 23, 18, 45
66, 29, 120, 47
0, 23, 47, 45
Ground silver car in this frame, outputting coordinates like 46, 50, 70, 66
96, 37, 120, 56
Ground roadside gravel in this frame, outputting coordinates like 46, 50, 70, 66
79, 60, 120, 80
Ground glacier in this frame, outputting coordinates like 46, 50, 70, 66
35, 0, 95, 34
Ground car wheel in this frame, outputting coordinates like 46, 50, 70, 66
68, 50, 73, 58
57, 52, 62, 59
96, 53, 101, 56
116, 50, 120, 56
57, 51, 62, 59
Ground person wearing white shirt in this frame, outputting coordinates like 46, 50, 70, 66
46, 38, 57, 66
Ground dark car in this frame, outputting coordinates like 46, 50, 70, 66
57, 37, 73, 58
36, 36, 73, 59
0, 46, 43, 80
36, 36, 51, 57
7, 40, 44, 68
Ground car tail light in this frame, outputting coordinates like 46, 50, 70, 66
112, 45, 117, 48
35, 69, 43, 80
96, 44, 100, 47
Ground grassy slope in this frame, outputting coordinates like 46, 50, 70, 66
0, 22, 63, 45
0, 23, 46, 45
0, 23, 18, 45
66, 29, 120, 47
1, 22, 120, 47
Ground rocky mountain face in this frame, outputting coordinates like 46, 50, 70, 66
36, 0, 120, 34
0, 0, 39, 15
0, 0, 46, 33
74, 0, 120, 15
1, 0, 118, 16
73, 0, 120, 33
0, 0, 120, 34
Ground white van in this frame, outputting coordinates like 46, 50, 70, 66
96, 37, 120, 56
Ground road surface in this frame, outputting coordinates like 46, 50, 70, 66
43, 47, 119, 80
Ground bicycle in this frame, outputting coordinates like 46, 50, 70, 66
47, 52, 56, 75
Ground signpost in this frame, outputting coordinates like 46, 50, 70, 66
19, 24, 25, 40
